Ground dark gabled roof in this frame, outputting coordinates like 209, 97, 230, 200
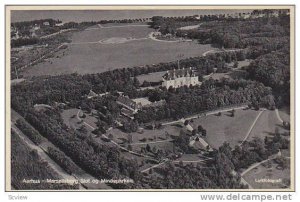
162, 68, 196, 80
116, 95, 137, 110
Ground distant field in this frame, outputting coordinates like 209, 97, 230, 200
22, 23, 215, 77
189, 109, 260, 149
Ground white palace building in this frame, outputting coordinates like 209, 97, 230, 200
162, 67, 200, 89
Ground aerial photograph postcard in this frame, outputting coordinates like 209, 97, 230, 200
6, 5, 294, 191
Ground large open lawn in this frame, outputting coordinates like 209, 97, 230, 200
106, 125, 182, 154
136, 71, 167, 83
248, 110, 289, 141
61, 108, 98, 131
189, 109, 261, 149
22, 24, 215, 77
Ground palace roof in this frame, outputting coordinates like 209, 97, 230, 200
162, 67, 196, 80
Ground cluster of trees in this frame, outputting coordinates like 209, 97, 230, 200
231, 129, 289, 171
246, 50, 290, 106
11, 73, 92, 114
135, 79, 274, 123
15, 118, 43, 145
47, 146, 81, 175
151, 13, 290, 50
11, 19, 64, 45
57, 18, 153, 30
122, 120, 139, 133
11, 131, 78, 190
11, 37, 39, 48
150, 16, 200, 35
12, 19, 61, 30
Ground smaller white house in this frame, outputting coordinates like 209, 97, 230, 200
43, 21, 50, 26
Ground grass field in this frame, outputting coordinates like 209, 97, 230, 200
189, 109, 261, 149
136, 71, 167, 83
61, 108, 97, 131
22, 23, 215, 77
278, 107, 290, 123
107, 125, 181, 153
248, 110, 288, 141
243, 158, 290, 189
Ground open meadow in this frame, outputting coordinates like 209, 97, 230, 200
248, 109, 289, 141
189, 109, 261, 149
22, 23, 215, 77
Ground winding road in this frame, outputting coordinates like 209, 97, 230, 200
128, 139, 173, 146
275, 109, 284, 123
161, 105, 247, 126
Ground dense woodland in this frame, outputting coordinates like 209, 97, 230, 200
11, 11, 291, 189
150, 12, 290, 49
11, 131, 79, 190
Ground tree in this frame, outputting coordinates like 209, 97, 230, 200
283, 121, 290, 130
231, 109, 235, 117
78, 125, 88, 134
133, 77, 140, 88
127, 134, 133, 144
146, 144, 151, 152
198, 125, 204, 132
233, 61, 238, 69
202, 129, 207, 137
127, 144, 132, 151
152, 146, 157, 154
191, 129, 197, 136
148, 90, 162, 102
275, 156, 288, 170
108, 133, 114, 140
